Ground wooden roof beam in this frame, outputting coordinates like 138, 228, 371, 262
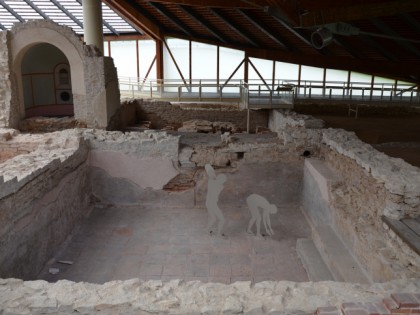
148, 2, 194, 37
103, 0, 162, 39
299, 0, 420, 28
142, 0, 258, 8
177, 4, 228, 44
210, 8, 259, 47
237, 9, 294, 51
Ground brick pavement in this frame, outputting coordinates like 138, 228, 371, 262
38, 202, 310, 284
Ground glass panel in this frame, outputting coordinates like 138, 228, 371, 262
110, 40, 137, 78
350, 72, 372, 96
164, 38, 190, 81
325, 69, 348, 96
139, 40, 157, 80
249, 57, 273, 89
219, 47, 244, 93
192, 41, 217, 81
275, 62, 299, 82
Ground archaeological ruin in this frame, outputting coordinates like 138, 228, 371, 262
0, 2, 420, 314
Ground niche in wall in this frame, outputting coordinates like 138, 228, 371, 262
21, 43, 74, 118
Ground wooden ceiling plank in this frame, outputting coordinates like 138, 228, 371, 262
399, 13, 420, 34
138, 0, 257, 8
359, 34, 399, 62
148, 2, 194, 37
103, 0, 162, 39
237, 9, 293, 51
210, 8, 259, 47
300, 0, 420, 28
371, 17, 420, 58
177, 4, 228, 44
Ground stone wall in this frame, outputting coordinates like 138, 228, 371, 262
0, 130, 92, 279
129, 99, 269, 133
0, 20, 120, 129
320, 129, 420, 281
0, 277, 419, 314
269, 110, 420, 281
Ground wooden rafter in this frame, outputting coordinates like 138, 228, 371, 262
148, 2, 193, 37
299, 0, 420, 28
103, 0, 162, 39
237, 9, 293, 51
210, 8, 259, 47
177, 4, 228, 44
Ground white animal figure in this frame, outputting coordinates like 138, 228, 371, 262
246, 194, 278, 237
205, 164, 227, 237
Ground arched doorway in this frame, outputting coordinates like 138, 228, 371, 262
21, 43, 74, 118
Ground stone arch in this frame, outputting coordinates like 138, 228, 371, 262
10, 21, 87, 124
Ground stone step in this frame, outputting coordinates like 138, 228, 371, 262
296, 238, 335, 281
312, 225, 371, 284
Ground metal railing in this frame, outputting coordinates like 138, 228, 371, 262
119, 77, 419, 108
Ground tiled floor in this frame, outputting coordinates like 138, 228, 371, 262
39, 202, 311, 284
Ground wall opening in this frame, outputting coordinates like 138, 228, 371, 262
21, 43, 74, 118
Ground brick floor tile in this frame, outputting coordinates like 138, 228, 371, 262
189, 253, 210, 265
343, 310, 369, 315
230, 254, 251, 265
190, 243, 212, 254
231, 263, 253, 277
142, 253, 166, 264
252, 254, 274, 265
186, 263, 209, 277
170, 235, 190, 245
209, 264, 231, 277
209, 253, 231, 265
391, 293, 420, 308
383, 298, 400, 313
162, 264, 186, 276
170, 245, 192, 255
165, 254, 188, 265
139, 263, 163, 276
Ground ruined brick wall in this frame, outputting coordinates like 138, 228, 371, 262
320, 130, 420, 281
270, 110, 420, 281
131, 99, 269, 132
0, 131, 91, 279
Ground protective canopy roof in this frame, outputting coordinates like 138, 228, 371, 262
0, 0, 139, 35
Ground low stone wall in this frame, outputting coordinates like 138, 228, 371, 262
269, 110, 420, 282
0, 278, 419, 314
122, 99, 269, 133
0, 130, 91, 279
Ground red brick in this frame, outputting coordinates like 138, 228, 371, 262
345, 310, 369, 315
391, 294, 420, 308
384, 298, 399, 312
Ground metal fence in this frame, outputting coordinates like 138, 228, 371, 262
119, 77, 419, 108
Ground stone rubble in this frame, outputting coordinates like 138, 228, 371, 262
0, 278, 419, 314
